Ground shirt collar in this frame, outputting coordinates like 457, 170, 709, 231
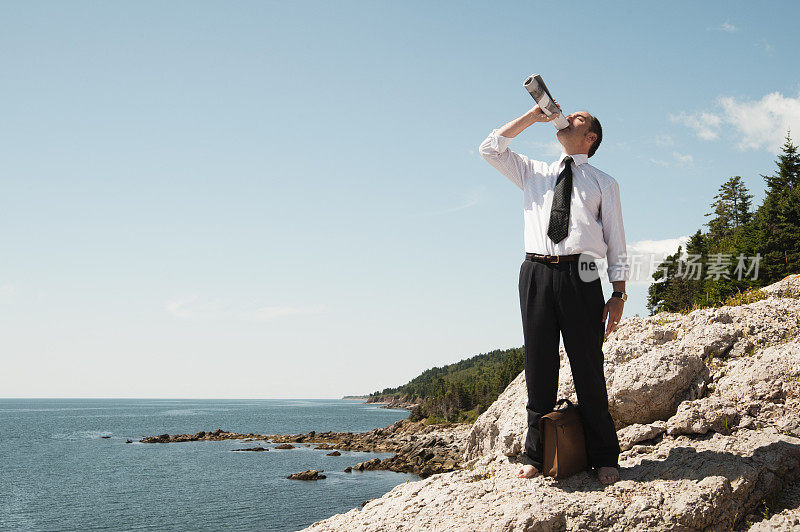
558, 152, 589, 167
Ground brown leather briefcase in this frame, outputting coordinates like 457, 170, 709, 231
538, 398, 589, 479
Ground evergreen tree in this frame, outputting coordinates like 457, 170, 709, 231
685, 229, 707, 256
647, 246, 682, 314
681, 230, 709, 306
705, 176, 753, 246
763, 131, 800, 191
753, 130, 800, 284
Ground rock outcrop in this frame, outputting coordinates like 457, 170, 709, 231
750, 507, 800, 531
305, 274, 800, 531
288, 469, 326, 481
139, 418, 468, 478
365, 394, 420, 410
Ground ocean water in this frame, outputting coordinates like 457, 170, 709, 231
0, 399, 416, 531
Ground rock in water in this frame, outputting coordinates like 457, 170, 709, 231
287, 469, 326, 481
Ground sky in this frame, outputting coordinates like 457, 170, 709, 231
2, 1, 798, 398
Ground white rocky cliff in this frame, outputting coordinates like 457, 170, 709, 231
304, 275, 800, 531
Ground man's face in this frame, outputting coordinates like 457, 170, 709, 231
558, 111, 593, 143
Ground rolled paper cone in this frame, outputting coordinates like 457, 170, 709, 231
524, 74, 570, 130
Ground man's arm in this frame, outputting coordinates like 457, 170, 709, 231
478, 105, 560, 190
601, 180, 629, 336
496, 105, 554, 138
601, 180, 628, 283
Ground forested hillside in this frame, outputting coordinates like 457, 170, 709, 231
368, 347, 524, 424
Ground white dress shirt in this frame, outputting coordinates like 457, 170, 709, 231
479, 129, 629, 282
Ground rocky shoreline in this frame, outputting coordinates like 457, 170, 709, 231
364, 396, 420, 410
139, 417, 471, 479
304, 274, 800, 531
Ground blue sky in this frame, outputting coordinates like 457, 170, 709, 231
2, 1, 798, 398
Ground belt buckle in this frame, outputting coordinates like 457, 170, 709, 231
549, 254, 559, 263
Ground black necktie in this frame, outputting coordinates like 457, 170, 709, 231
547, 156, 573, 244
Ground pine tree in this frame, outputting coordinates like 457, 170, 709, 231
705, 176, 753, 246
763, 131, 800, 191
685, 229, 707, 256
647, 246, 683, 314
696, 177, 756, 301
682, 230, 709, 307
753, 130, 800, 284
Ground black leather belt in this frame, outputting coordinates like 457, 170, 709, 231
525, 252, 582, 263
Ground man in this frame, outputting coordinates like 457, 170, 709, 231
479, 104, 628, 486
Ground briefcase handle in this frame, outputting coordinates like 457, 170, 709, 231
555, 398, 575, 410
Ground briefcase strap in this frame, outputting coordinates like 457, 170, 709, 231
555, 398, 574, 410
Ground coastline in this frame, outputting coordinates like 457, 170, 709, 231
342, 395, 418, 411
361, 397, 419, 411
139, 416, 469, 478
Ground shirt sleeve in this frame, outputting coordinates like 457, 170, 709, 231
478, 129, 533, 190
600, 180, 629, 282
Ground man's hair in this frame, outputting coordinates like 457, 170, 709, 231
587, 114, 602, 158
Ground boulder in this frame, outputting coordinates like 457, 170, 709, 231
666, 398, 740, 436
750, 507, 800, 531
609, 344, 708, 426
287, 469, 326, 481
618, 421, 667, 451
352, 458, 382, 472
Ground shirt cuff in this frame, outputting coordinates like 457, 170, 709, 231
607, 265, 630, 283
486, 129, 513, 153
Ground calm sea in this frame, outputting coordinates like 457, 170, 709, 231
0, 398, 416, 531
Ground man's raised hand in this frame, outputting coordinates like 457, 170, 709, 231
530, 101, 563, 123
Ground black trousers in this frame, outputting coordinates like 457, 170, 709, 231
518, 258, 621, 470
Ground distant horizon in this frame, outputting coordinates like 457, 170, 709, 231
0, 396, 373, 400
